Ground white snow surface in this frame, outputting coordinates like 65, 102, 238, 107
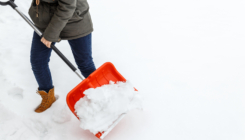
75, 81, 143, 134
1, 0, 245, 139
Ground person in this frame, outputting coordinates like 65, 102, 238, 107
28, 0, 96, 113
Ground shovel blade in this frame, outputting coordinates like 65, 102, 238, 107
66, 62, 127, 139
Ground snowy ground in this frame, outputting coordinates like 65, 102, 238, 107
0, 0, 245, 139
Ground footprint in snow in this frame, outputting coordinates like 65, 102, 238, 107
52, 106, 71, 124
23, 119, 48, 137
8, 87, 23, 100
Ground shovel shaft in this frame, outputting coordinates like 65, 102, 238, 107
15, 8, 42, 36
14, 7, 84, 80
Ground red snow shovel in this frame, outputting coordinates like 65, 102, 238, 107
67, 62, 128, 139
0, 0, 129, 139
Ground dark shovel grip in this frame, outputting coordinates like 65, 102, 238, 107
0, 0, 17, 9
51, 44, 77, 72
0, 1, 9, 5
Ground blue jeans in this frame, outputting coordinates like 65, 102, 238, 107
30, 32, 96, 93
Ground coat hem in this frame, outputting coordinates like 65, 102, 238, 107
60, 29, 93, 41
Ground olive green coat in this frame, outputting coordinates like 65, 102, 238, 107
28, 0, 93, 42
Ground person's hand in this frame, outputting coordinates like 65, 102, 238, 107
41, 37, 52, 48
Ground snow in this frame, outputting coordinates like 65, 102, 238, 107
0, 0, 245, 139
75, 81, 143, 134
7, 87, 24, 100
52, 106, 71, 124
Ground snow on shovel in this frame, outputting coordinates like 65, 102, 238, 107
66, 62, 140, 139
0, 0, 140, 139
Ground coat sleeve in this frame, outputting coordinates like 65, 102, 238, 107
43, 0, 77, 42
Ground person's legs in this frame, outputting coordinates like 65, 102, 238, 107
30, 32, 54, 93
68, 33, 96, 78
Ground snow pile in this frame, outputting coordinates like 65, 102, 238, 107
74, 81, 143, 134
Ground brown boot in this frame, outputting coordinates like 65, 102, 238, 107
35, 87, 57, 113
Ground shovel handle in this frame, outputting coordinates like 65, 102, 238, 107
0, 0, 17, 9
50, 44, 84, 80
0, 1, 8, 6
50, 44, 76, 72
9, 4, 85, 80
